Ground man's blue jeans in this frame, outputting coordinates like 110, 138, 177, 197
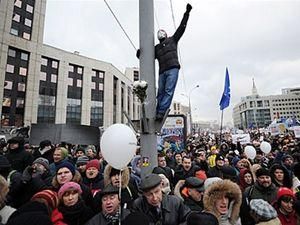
156, 68, 179, 115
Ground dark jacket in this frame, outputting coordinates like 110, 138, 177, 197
52, 200, 95, 225
5, 145, 33, 173
85, 209, 130, 225
174, 164, 200, 185
184, 197, 203, 212
155, 11, 190, 74
244, 182, 278, 204
133, 194, 191, 225
207, 165, 223, 178
6, 201, 52, 225
83, 173, 104, 196
270, 163, 293, 188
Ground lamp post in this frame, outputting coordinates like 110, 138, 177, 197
189, 85, 199, 134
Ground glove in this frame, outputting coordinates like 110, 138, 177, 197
186, 3, 192, 13
136, 49, 141, 59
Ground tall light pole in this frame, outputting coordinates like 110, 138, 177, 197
188, 85, 199, 134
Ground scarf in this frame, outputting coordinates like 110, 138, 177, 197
103, 208, 120, 225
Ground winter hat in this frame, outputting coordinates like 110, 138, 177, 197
215, 154, 225, 162
33, 157, 50, 171
277, 187, 295, 200
187, 212, 219, 225
85, 145, 96, 154
56, 161, 76, 176
7, 136, 25, 146
122, 211, 150, 225
293, 163, 300, 179
31, 190, 59, 210
86, 159, 100, 170
58, 181, 82, 199
76, 156, 89, 166
39, 140, 51, 149
99, 183, 119, 199
249, 199, 277, 222
204, 177, 222, 190
256, 168, 271, 178
282, 154, 293, 162
110, 167, 121, 177
0, 155, 11, 169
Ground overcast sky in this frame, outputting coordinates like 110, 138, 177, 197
43, 0, 300, 125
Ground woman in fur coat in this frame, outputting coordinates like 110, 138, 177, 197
203, 179, 242, 225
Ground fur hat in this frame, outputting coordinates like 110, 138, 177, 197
203, 180, 242, 224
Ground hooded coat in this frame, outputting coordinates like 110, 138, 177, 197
270, 163, 292, 188
203, 180, 242, 225
239, 168, 254, 192
102, 165, 138, 209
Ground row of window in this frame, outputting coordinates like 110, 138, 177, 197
272, 98, 300, 102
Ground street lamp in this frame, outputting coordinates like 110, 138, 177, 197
189, 85, 199, 134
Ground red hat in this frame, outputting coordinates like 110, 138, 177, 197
58, 181, 82, 199
86, 159, 100, 171
277, 187, 295, 200
31, 189, 59, 210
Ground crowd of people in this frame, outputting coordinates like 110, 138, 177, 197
0, 129, 299, 225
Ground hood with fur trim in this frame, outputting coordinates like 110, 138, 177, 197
203, 179, 242, 224
104, 164, 130, 189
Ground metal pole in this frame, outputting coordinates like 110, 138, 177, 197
188, 85, 199, 135
219, 110, 224, 145
139, 0, 157, 178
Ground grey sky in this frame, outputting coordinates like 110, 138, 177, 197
43, 0, 300, 125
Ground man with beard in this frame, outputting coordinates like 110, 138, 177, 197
240, 168, 278, 225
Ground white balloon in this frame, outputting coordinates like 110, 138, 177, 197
100, 124, 137, 170
244, 146, 256, 160
260, 141, 271, 154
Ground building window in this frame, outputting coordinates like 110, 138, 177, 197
19, 67, 27, 76
24, 18, 32, 27
14, 0, 22, 8
6, 64, 15, 73
18, 83, 26, 92
13, 14, 20, 22
23, 32, 30, 40
38, 56, 59, 123
26, 4, 33, 13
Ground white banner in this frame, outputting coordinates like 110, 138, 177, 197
294, 126, 300, 138
232, 134, 251, 144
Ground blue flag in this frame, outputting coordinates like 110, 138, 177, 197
219, 67, 230, 110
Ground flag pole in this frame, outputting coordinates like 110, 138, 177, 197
219, 109, 224, 146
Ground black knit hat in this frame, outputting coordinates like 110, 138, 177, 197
56, 161, 76, 175
187, 212, 219, 225
0, 155, 11, 169
122, 211, 150, 225
39, 140, 51, 149
256, 168, 271, 178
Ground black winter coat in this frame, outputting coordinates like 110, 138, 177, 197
174, 164, 200, 185
155, 12, 190, 74
5, 147, 33, 172
133, 194, 191, 225
6, 201, 52, 225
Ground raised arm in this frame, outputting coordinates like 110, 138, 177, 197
173, 3, 192, 42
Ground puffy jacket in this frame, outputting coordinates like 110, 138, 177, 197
155, 12, 190, 74
133, 194, 191, 225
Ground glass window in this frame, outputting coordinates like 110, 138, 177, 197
23, 32, 30, 40
14, 0, 22, 8
99, 72, 104, 78
21, 52, 29, 61
6, 64, 14, 73
2, 98, 11, 107
99, 83, 103, 90
67, 78, 73, 86
40, 71, 47, 81
26, 4, 33, 13
18, 83, 26, 92
4, 81, 13, 90
19, 67, 27, 76
41, 57, 48, 66
16, 99, 24, 108
77, 67, 83, 74
24, 18, 32, 27
10, 28, 18, 36
51, 74, 57, 83
77, 80, 82, 87
68, 65, 74, 72
91, 82, 96, 89
8, 49, 16, 57
12, 13, 20, 22
52, 61, 58, 68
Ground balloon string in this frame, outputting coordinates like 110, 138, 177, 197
119, 169, 122, 225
